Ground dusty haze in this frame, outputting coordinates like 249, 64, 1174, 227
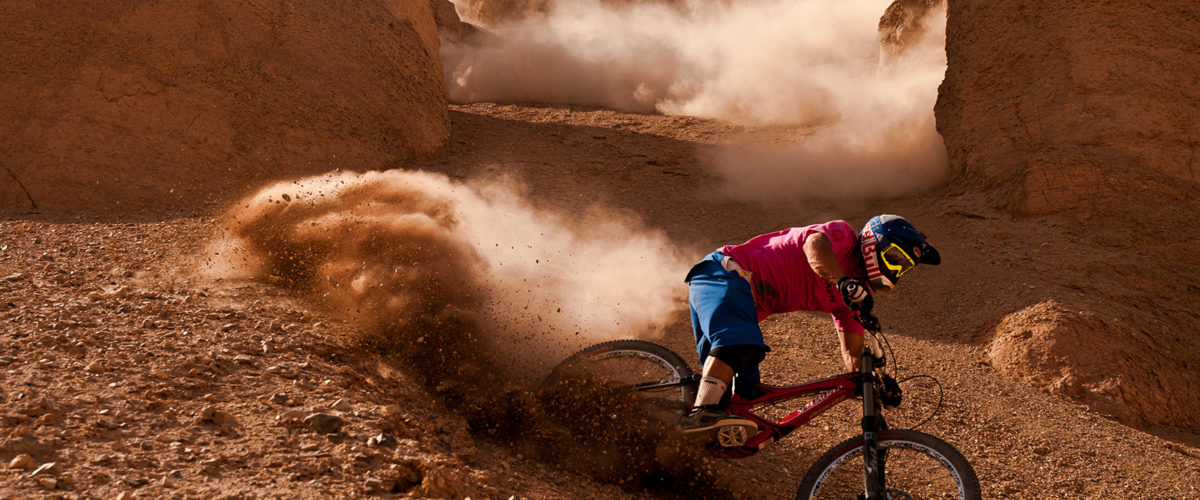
4, 0, 1200, 498
444, 0, 949, 199
214, 170, 689, 382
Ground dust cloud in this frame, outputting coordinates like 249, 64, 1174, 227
212, 170, 688, 382
444, 0, 949, 199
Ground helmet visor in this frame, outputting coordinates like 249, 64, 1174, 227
880, 243, 916, 278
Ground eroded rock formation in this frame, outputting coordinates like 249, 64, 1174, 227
433, 0, 482, 43
879, 0, 946, 58
941, 1, 1200, 433
453, 0, 702, 27
936, 1, 1200, 214
0, 0, 449, 211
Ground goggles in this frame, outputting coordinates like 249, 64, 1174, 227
880, 243, 916, 277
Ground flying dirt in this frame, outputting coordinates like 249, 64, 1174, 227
214, 170, 689, 384
212, 169, 736, 492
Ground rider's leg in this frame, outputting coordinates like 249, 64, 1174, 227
717, 344, 768, 399
682, 349, 762, 436
693, 355, 736, 407
682, 252, 766, 435
694, 344, 767, 407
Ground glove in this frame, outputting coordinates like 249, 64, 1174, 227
837, 276, 872, 312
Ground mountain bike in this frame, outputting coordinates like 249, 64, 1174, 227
543, 314, 981, 499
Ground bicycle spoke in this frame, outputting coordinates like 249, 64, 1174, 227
629, 378, 688, 391
544, 344, 696, 426
818, 446, 963, 498
801, 432, 977, 500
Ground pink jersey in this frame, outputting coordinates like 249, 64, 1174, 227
718, 221, 868, 334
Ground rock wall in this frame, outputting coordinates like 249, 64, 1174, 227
879, 0, 945, 58
936, 1, 1200, 214
454, 0, 552, 27
453, 0, 698, 27
433, 0, 483, 43
0, 0, 449, 212
942, 1, 1200, 433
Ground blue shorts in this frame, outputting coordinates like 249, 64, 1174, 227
685, 251, 768, 383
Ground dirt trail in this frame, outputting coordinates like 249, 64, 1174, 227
421, 103, 1200, 498
2, 103, 1199, 498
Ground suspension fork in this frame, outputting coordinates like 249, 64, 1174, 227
860, 348, 884, 500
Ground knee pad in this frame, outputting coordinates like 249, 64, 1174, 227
711, 345, 766, 373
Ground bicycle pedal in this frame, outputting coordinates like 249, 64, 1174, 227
715, 425, 751, 448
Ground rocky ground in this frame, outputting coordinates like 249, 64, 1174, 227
2, 103, 1199, 498
0, 215, 639, 499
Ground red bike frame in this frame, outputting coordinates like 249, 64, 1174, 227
713, 372, 861, 459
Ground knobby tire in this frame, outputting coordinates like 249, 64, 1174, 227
544, 340, 697, 422
796, 429, 981, 500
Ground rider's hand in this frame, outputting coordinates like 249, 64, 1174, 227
837, 276, 872, 312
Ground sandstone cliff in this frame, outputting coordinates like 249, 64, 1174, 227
936, 1, 1200, 215
453, 0, 701, 27
938, 1, 1200, 433
0, 0, 449, 212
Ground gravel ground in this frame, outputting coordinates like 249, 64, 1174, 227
2, 103, 1197, 499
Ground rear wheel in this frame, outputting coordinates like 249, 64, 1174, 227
796, 429, 981, 500
536, 341, 710, 487
542, 340, 697, 424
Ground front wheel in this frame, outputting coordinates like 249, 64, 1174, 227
796, 429, 981, 500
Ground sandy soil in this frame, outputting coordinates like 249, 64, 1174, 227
2, 103, 1199, 498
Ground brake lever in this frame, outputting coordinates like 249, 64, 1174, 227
857, 310, 881, 333
879, 373, 903, 408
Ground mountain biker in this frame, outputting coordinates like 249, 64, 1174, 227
680, 215, 940, 436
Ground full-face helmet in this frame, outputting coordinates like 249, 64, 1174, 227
859, 215, 940, 292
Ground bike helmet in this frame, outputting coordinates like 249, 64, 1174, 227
859, 215, 940, 292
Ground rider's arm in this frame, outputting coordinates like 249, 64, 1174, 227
803, 232, 844, 285
838, 328, 863, 372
